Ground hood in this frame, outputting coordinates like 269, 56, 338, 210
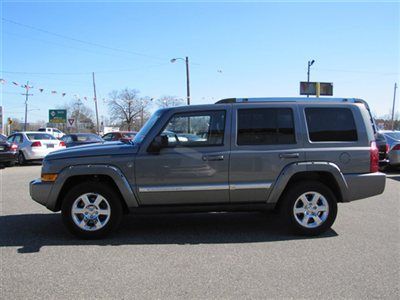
45, 141, 139, 160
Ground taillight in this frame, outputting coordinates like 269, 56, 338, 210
386, 144, 390, 153
370, 141, 379, 173
59, 141, 66, 147
11, 143, 18, 150
392, 144, 400, 151
31, 141, 42, 147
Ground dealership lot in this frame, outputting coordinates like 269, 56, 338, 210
1, 165, 399, 299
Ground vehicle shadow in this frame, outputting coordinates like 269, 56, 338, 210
0, 212, 338, 254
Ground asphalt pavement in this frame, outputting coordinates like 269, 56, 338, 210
1, 165, 399, 299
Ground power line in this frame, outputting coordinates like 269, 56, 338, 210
2, 18, 168, 62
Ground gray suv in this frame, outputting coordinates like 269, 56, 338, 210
30, 98, 386, 238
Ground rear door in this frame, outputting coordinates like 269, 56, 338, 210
229, 104, 304, 203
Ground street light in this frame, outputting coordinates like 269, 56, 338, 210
307, 59, 315, 98
171, 56, 190, 105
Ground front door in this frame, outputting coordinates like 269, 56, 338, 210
135, 108, 231, 205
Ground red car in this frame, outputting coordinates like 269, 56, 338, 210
102, 131, 137, 142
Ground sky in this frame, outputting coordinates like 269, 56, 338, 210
1, 0, 399, 125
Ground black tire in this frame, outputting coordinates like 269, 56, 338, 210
17, 152, 26, 165
61, 182, 123, 239
280, 180, 337, 236
5, 160, 16, 167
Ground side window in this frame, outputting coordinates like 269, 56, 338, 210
237, 108, 296, 145
162, 110, 226, 147
305, 108, 358, 142
14, 134, 23, 144
103, 133, 112, 141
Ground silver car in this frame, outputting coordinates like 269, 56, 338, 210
381, 130, 400, 167
7, 132, 66, 165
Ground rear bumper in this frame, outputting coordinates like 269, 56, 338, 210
344, 172, 386, 202
29, 179, 56, 211
0, 152, 17, 162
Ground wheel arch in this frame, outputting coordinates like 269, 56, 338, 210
267, 162, 349, 208
48, 165, 139, 212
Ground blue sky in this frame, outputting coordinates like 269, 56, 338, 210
1, 0, 399, 123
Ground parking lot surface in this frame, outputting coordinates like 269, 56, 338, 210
1, 165, 399, 299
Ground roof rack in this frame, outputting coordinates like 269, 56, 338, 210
215, 97, 364, 104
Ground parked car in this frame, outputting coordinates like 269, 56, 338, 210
381, 130, 400, 168
8, 132, 66, 165
102, 131, 136, 142
375, 132, 389, 170
0, 134, 18, 167
30, 97, 386, 239
38, 127, 65, 139
61, 133, 104, 148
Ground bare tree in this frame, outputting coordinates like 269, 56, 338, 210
108, 89, 150, 131
156, 95, 184, 108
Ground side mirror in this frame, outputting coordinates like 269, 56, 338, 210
148, 134, 169, 153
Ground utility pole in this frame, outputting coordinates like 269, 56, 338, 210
76, 99, 82, 133
92, 72, 100, 134
22, 81, 33, 131
391, 83, 398, 130
185, 56, 190, 105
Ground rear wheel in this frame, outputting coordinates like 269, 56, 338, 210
61, 182, 123, 239
280, 181, 337, 236
17, 152, 26, 165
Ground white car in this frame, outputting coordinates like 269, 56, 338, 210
38, 127, 65, 139
7, 132, 66, 165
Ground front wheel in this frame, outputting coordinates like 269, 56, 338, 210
280, 181, 337, 236
61, 182, 123, 239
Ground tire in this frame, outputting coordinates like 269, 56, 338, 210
280, 180, 337, 236
18, 152, 26, 165
5, 160, 16, 167
61, 182, 123, 239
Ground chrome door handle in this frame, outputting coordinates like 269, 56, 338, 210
279, 153, 300, 159
202, 155, 224, 161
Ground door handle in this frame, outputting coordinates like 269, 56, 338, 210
202, 155, 224, 161
279, 153, 300, 159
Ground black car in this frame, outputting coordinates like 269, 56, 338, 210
0, 134, 18, 167
61, 133, 104, 148
375, 132, 389, 169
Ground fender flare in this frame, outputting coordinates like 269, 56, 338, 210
46, 164, 139, 211
266, 161, 349, 205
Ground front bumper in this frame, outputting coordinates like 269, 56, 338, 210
344, 172, 386, 202
29, 179, 56, 210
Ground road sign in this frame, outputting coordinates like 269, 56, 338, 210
49, 109, 67, 123
300, 82, 333, 96
67, 118, 75, 127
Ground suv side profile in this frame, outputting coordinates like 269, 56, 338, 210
30, 98, 386, 238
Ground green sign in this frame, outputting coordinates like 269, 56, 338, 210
49, 109, 67, 123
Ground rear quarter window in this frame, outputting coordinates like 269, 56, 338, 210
305, 107, 358, 142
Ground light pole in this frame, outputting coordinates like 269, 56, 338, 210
307, 60, 315, 98
171, 57, 190, 105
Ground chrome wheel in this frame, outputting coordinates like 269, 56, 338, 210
293, 191, 329, 229
71, 193, 111, 231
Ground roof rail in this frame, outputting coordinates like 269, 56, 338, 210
215, 97, 364, 104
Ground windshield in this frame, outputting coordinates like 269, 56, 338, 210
27, 133, 56, 140
385, 132, 400, 141
133, 110, 163, 144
